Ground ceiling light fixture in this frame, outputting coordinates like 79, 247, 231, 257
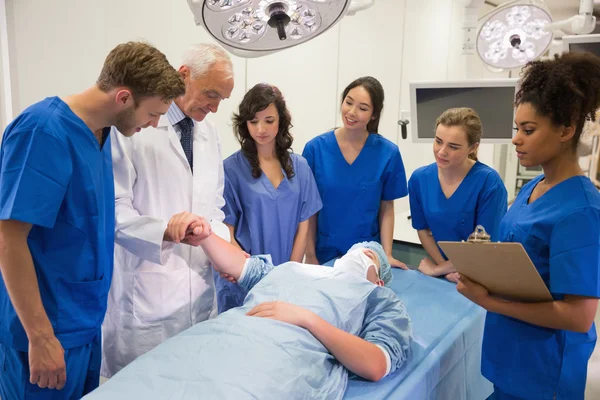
188, 0, 354, 57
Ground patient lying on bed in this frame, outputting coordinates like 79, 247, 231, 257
88, 223, 412, 400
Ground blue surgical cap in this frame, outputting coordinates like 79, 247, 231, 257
348, 241, 392, 287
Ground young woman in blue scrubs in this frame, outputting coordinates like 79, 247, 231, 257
457, 53, 600, 400
214, 83, 322, 312
302, 76, 408, 267
409, 108, 507, 283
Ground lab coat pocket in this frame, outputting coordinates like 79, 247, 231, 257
132, 269, 188, 323
56, 277, 107, 334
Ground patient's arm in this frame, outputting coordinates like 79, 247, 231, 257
199, 233, 248, 280
199, 233, 276, 290
304, 312, 389, 381
246, 301, 388, 382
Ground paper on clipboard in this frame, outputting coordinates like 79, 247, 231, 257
438, 226, 553, 303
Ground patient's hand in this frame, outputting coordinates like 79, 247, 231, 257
417, 257, 436, 276
220, 272, 237, 284
181, 218, 212, 246
246, 301, 315, 329
165, 212, 208, 243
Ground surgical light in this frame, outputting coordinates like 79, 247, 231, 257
476, 0, 553, 70
188, 0, 353, 58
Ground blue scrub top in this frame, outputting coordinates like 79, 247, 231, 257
0, 97, 115, 351
223, 151, 322, 264
215, 151, 322, 312
408, 161, 508, 257
482, 175, 600, 400
302, 130, 408, 263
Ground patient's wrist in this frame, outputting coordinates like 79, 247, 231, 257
300, 311, 321, 332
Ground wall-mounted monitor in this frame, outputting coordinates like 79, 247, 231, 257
562, 34, 600, 56
409, 79, 519, 144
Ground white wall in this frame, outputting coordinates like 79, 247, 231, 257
5, 0, 513, 212
0, 0, 12, 133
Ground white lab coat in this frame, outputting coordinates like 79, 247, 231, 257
101, 115, 230, 378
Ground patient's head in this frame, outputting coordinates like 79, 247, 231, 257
336, 242, 392, 287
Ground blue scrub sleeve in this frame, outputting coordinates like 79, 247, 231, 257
238, 255, 276, 292
358, 287, 412, 375
222, 171, 241, 227
301, 142, 315, 171
408, 175, 428, 230
381, 149, 408, 201
549, 208, 600, 297
0, 130, 72, 228
298, 158, 322, 221
475, 184, 508, 241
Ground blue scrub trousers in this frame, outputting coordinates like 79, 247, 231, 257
0, 336, 101, 399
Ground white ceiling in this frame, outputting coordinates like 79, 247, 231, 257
545, 0, 581, 20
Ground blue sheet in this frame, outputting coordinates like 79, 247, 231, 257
87, 269, 491, 400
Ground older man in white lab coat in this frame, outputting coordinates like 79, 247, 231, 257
101, 44, 235, 378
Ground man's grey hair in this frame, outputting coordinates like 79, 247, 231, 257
182, 43, 233, 80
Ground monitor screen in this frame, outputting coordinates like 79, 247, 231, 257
568, 41, 600, 56
563, 34, 600, 57
409, 80, 517, 143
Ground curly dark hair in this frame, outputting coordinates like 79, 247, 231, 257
233, 83, 294, 179
516, 52, 600, 150
340, 76, 385, 134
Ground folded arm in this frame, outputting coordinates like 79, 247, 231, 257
417, 230, 455, 276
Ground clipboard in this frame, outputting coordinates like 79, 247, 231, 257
438, 226, 553, 303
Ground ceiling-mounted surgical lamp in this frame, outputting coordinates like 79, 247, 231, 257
188, 0, 360, 58
475, 0, 553, 70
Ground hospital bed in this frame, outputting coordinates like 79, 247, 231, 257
86, 269, 492, 400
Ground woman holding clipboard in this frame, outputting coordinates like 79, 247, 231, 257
457, 52, 600, 400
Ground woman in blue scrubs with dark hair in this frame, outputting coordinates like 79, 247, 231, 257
302, 76, 408, 267
215, 83, 322, 312
409, 107, 507, 283
457, 52, 600, 400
